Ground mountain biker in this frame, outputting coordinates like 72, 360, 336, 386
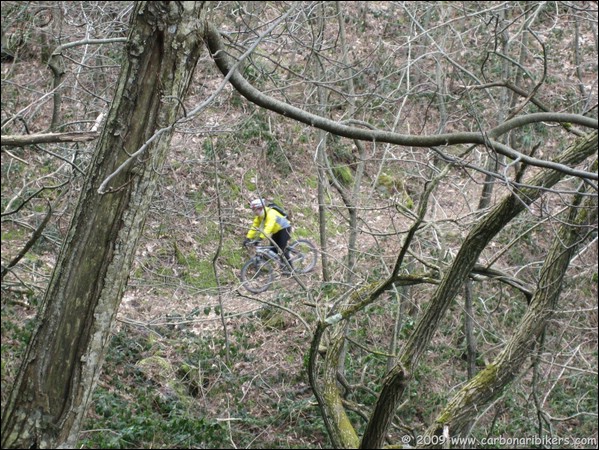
243, 198, 293, 272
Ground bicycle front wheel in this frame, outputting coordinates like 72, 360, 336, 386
288, 239, 318, 273
240, 257, 275, 293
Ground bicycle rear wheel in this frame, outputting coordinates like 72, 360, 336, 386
288, 239, 318, 273
240, 257, 275, 293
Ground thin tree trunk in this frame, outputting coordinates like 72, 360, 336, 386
0, 3, 206, 448
463, 281, 477, 380
317, 128, 331, 283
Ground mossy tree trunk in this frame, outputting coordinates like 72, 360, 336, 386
359, 131, 597, 449
0, 2, 206, 448
422, 168, 598, 445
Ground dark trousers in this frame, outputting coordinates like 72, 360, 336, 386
271, 227, 291, 263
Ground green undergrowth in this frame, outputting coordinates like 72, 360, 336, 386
80, 319, 329, 449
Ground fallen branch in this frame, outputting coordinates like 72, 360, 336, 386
1, 131, 99, 147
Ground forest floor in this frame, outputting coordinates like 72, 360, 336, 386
3, 3, 597, 448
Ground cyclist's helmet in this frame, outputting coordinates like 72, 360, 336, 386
250, 198, 266, 211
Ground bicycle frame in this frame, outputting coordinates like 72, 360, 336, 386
250, 244, 289, 269
240, 239, 317, 293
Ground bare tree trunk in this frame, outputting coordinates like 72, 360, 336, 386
48, 50, 65, 131
463, 281, 477, 379
0, 2, 206, 448
312, 5, 331, 284
316, 128, 332, 283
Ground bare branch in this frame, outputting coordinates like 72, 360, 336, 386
1, 131, 98, 146
1, 202, 52, 282
204, 23, 598, 181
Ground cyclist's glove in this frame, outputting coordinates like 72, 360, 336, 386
243, 238, 260, 247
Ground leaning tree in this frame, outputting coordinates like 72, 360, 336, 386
202, 2, 597, 448
1, 2, 207, 448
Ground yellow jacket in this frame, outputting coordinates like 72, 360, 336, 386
246, 207, 291, 240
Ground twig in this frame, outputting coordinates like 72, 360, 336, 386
1, 202, 52, 281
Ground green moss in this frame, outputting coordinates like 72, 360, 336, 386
243, 169, 258, 192
333, 165, 353, 186
436, 363, 498, 425
182, 256, 217, 289
136, 355, 173, 380
375, 172, 414, 208
304, 175, 318, 189
202, 140, 215, 159
1, 227, 27, 241
322, 383, 360, 448
403, 192, 414, 209
223, 249, 244, 268
173, 241, 186, 265
376, 172, 403, 195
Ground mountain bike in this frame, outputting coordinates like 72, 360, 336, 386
240, 239, 318, 293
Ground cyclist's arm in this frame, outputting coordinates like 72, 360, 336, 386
246, 216, 263, 239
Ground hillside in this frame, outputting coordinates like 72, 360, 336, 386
2, 2, 597, 449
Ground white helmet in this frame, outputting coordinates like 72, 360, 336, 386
250, 198, 266, 210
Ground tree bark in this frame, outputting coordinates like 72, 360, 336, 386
0, 2, 206, 448
424, 166, 598, 444
360, 131, 597, 449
